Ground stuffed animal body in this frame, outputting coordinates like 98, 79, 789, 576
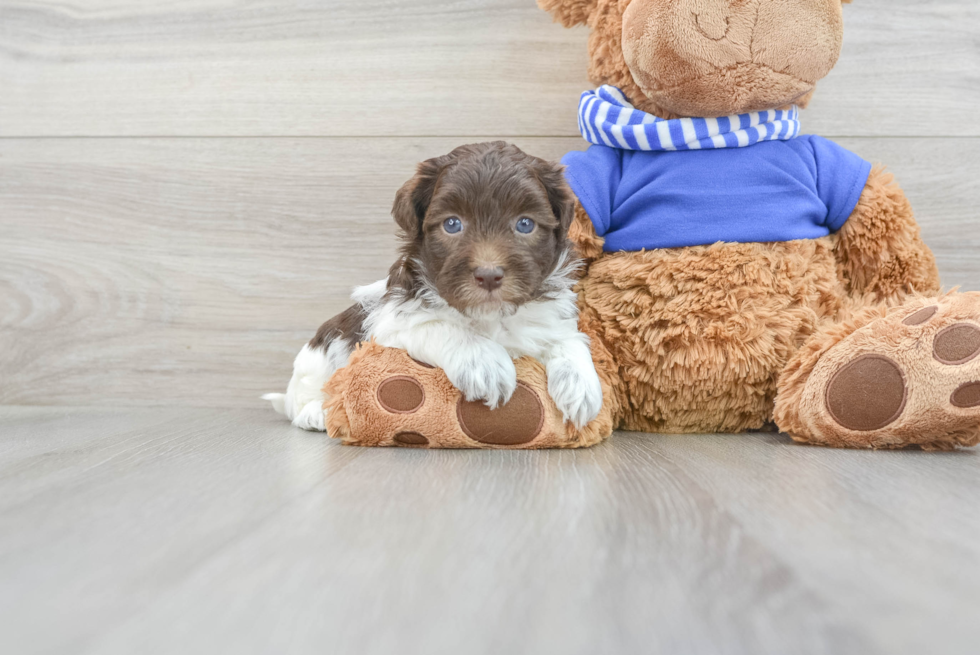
325, 341, 612, 449
323, 0, 980, 450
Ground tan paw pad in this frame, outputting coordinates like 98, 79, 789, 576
903, 305, 938, 326
392, 431, 429, 447
456, 383, 544, 446
951, 382, 980, 409
825, 354, 907, 432
377, 376, 425, 413
933, 324, 980, 365
797, 293, 980, 448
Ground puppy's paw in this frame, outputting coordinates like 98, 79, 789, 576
547, 357, 604, 428
444, 343, 518, 409
292, 400, 326, 432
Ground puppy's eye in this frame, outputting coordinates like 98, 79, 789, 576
443, 217, 463, 234
515, 217, 535, 234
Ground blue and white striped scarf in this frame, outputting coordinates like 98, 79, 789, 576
577, 85, 801, 151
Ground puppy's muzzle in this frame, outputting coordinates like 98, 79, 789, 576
474, 266, 504, 292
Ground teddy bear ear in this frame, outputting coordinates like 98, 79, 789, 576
537, 0, 600, 28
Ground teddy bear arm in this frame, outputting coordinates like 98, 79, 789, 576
833, 164, 941, 305
324, 342, 614, 449
568, 201, 605, 263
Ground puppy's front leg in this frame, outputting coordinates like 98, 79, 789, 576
542, 333, 603, 428
393, 323, 517, 409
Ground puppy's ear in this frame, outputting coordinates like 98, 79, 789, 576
532, 160, 576, 236
537, 0, 599, 27
392, 154, 454, 239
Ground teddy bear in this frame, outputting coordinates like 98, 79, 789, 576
323, 0, 980, 450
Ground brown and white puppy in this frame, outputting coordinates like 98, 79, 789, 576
265, 142, 603, 431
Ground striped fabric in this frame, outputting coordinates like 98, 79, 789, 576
577, 85, 801, 151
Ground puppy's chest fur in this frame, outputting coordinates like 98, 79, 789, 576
354, 278, 580, 358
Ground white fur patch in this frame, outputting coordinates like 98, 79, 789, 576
263, 340, 351, 432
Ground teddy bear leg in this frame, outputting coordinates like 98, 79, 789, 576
774, 293, 980, 450
324, 342, 614, 449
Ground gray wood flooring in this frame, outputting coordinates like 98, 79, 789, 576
1, 406, 979, 655
2, 1, 980, 652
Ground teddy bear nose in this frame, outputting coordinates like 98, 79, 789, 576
474, 266, 504, 291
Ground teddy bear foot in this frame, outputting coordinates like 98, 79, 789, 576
322, 342, 613, 449
776, 293, 980, 450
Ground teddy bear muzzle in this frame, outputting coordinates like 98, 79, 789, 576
621, 0, 844, 117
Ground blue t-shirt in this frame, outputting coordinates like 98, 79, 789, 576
561, 135, 872, 252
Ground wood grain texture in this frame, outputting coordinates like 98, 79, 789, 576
2, 136, 978, 408
1, 0, 977, 137
0, 407, 977, 655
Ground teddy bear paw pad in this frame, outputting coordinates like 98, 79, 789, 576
456, 382, 544, 446
933, 324, 980, 365
377, 376, 425, 413
825, 354, 907, 432
798, 293, 980, 448
392, 431, 429, 447
951, 382, 980, 409
902, 305, 938, 326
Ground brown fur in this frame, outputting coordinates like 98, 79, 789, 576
540, 0, 846, 119
833, 164, 941, 304
324, 340, 614, 449
561, 161, 944, 439
538, 0, 600, 28
388, 141, 575, 313
317, 143, 618, 449
577, 239, 842, 433
535, 0, 976, 449
773, 295, 889, 445
620, 0, 842, 117
325, 0, 973, 450
568, 203, 605, 262
309, 304, 367, 351
776, 292, 980, 450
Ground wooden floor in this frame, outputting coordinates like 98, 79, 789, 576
3, 1, 980, 652
1, 406, 978, 655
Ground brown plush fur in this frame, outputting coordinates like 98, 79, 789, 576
620, 0, 843, 117
834, 165, 941, 303
535, 0, 978, 450
325, 0, 976, 450
562, 163, 943, 437
324, 340, 615, 449
775, 292, 980, 450
576, 239, 843, 433
541, 0, 846, 120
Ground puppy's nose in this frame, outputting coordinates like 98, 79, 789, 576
474, 266, 504, 291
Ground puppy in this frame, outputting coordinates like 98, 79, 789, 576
265, 141, 603, 432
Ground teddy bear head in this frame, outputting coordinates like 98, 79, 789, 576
540, 0, 850, 119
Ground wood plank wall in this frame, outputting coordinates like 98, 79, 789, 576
1, 0, 978, 407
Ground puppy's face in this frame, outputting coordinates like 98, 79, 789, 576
389, 142, 575, 313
